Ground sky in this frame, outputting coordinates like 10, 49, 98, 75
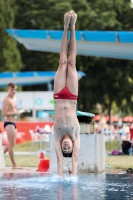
131, 0, 133, 7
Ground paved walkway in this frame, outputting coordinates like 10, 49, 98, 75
0, 167, 39, 173
4, 150, 49, 156
0, 167, 126, 174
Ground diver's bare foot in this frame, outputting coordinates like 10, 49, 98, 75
64, 12, 71, 28
70, 11, 77, 29
12, 164, 23, 169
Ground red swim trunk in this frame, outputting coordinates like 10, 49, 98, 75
54, 87, 78, 100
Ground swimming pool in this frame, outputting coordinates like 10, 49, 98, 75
0, 172, 133, 200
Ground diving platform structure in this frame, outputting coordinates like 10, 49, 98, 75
47, 110, 105, 173
0, 71, 85, 89
6, 29, 133, 60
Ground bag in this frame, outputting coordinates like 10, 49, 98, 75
77, 116, 92, 124
112, 150, 120, 155
122, 141, 132, 155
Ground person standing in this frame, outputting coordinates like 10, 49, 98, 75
2, 83, 26, 169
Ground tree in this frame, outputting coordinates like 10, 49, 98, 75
13, 0, 133, 116
78, 56, 133, 116
0, 0, 23, 72
13, 0, 72, 91
74, 0, 133, 117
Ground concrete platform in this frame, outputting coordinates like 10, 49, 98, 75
0, 167, 38, 173
50, 134, 105, 173
0, 167, 127, 175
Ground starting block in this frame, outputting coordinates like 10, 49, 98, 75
0, 134, 5, 169
49, 111, 105, 173
50, 133, 105, 173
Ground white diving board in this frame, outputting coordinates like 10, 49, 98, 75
43, 110, 95, 118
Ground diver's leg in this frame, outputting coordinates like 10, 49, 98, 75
54, 12, 71, 94
66, 11, 78, 95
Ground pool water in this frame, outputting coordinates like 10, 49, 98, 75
0, 173, 133, 200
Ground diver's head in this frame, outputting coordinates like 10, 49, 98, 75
61, 135, 73, 157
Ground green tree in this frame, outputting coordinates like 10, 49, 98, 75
78, 56, 133, 116
74, 0, 133, 117
0, 0, 22, 72
13, 0, 133, 116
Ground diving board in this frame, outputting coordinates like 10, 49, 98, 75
0, 71, 85, 89
43, 110, 95, 118
6, 29, 133, 60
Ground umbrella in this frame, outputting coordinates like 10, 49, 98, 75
122, 116, 133, 123
105, 116, 118, 122
93, 115, 101, 121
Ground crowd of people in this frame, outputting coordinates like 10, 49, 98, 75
94, 115, 132, 142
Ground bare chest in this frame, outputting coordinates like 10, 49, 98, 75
54, 122, 80, 140
8, 99, 17, 110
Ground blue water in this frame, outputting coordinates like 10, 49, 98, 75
0, 173, 133, 200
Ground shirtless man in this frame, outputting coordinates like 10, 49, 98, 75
2, 83, 26, 169
53, 10, 80, 177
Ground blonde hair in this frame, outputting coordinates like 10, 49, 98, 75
8, 83, 17, 88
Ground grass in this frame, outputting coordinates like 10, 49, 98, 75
14, 141, 49, 152
5, 155, 39, 167
14, 141, 32, 152
14, 139, 120, 152
5, 141, 49, 167
106, 155, 133, 169
105, 140, 120, 153
4, 140, 133, 169
5, 155, 133, 169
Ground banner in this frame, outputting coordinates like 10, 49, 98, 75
0, 91, 54, 110
0, 122, 54, 145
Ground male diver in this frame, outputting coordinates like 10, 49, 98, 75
53, 10, 80, 177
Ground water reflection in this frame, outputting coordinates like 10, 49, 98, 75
0, 173, 133, 200
57, 182, 79, 200
0, 173, 80, 200
105, 174, 133, 200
